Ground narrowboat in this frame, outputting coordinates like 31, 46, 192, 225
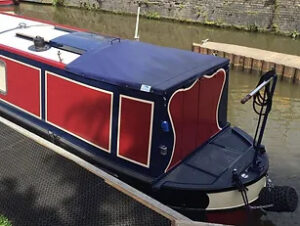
0, 12, 298, 225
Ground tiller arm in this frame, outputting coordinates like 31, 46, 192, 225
241, 69, 277, 165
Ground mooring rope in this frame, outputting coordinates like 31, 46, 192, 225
232, 169, 250, 210
0, 22, 49, 35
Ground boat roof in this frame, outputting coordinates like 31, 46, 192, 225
65, 37, 228, 94
0, 13, 229, 95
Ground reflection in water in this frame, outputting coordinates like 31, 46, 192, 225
12, 3, 300, 225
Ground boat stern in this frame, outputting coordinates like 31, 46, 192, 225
153, 126, 269, 203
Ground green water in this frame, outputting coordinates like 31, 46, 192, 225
10, 3, 300, 226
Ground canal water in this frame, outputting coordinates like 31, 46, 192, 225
11, 3, 300, 226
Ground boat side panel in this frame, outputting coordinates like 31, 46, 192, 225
0, 55, 41, 118
46, 72, 113, 152
166, 69, 226, 171
117, 95, 154, 168
0, 42, 160, 181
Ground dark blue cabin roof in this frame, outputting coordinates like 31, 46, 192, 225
51, 32, 114, 53
57, 33, 228, 95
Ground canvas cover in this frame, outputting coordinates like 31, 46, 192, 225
61, 34, 228, 95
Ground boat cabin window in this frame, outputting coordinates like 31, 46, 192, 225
0, 60, 7, 94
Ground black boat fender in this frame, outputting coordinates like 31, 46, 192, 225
258, 186, 298, 212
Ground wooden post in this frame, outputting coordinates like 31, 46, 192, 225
224, 53, 233, 66
200, 47, 208, 55
275, 64, 284, 78
217, 51, 225, 58
233, 55, 244, 69
191, 45, 195, 52
193, 45, 200, 53
295, 69, 300, 83
252, 59, 263, 74
282, 67, 296, 82
262, 61, 275, 73
244, 57, 253, 72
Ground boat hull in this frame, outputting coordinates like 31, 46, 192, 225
0, 51, 268, 223
169, 176, 266, 224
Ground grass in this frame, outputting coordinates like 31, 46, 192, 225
0, 215, 11, 226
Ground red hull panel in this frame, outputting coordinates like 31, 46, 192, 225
166, 69, 226, 171
46, 72, 113, 152
0, 56, 41, 118
118, 96, 153, 167
205, 208, 262, 225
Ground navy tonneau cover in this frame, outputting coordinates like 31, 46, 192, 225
51, 32, 114, 52
66, 39, 229, 95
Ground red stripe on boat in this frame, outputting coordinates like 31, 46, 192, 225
206, 208, 254, 225
166, 69, 226, 171
46, 72, 113, 152
0, 56, 41, 118
0, 44, 66, 69
117, 96, 153, 167
0, 0, 14, 6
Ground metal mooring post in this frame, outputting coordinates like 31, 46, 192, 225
134, 2, 141, 41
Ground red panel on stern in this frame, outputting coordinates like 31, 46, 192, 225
46, 72, 112, 152
166, 69, 226, 171
0, 56, 41, 118
118, 96, 153, 167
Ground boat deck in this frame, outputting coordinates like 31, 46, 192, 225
0, 119, 170, 226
